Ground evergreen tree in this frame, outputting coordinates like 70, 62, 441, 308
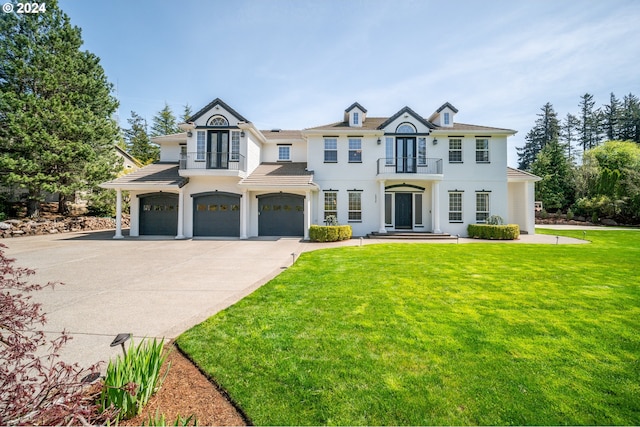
181, 103, 193, 123
124, 111, 158, 164
0, 0, 120, 216
603, 92, 622, 141
578, 93, 601, 152
560, 113, 580, 161
150, 102, 180, 137
531, 139, 576, 210
620, 93, 640, 143
516, 102, 560, 170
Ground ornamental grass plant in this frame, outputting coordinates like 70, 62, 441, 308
99, 338, 169, 421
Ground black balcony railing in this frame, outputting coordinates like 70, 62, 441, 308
179, 152, 245, 171
377, 157, 443, 174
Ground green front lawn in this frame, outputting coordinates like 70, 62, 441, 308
177, 230, 640, 425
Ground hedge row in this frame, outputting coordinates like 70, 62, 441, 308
309, 225, 352, 242
467, 224, 520, 240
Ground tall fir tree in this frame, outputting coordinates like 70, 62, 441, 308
516, 102, 560, 170
0, 0, 120, 216
150, 102, 181, 137
124, 111, 158, 164
531, 139, 576, 210
181, 103, 193, 123
620, 93, 640, 143
578, 93, 601, 152
560, 113, 580, 162
603, 92, 622, 141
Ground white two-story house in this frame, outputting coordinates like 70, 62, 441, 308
101, 98, 539, 239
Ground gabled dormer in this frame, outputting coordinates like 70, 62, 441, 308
344, 102, 367, 127
377, 106, 436, 133
428, 102, 458, 128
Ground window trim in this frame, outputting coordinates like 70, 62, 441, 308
475, 192, 490, 223
348, 191, 362, 222
324, 138, 338, 163
348, 138, 362, 163
449, 138, 463, 163
476, 138, 490, 163
196, 131, 206, 161
323, 191, 338, 222
277, 144, 291, 162
231, 131, 240, 161
449, 192, 463, 223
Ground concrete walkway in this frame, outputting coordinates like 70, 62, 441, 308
2, 226, 593, 369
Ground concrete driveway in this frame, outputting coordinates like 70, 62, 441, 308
2, 227, 590, 369
3, 231, 309, 369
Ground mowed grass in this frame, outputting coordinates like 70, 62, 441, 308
177, 229, 640, 425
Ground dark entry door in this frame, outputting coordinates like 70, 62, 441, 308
396, 137, 416, 173
395, 193, 412, 229
258, 193, 304, 236
207, 131, 229, 169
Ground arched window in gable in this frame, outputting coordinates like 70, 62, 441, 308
207, 115, 229, 126
396, 123, 416, 134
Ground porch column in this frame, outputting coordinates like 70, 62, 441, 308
240, 189, 248, 239
378, 180, 387, 233
175, 187, 185, 239
432, 181, 442, 233
113, 188, 124, 239
304, 190, 311, 240
524, 182, 532, 234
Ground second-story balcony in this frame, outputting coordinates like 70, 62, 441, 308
377, 157, 443, 176
179, 152, 246, 175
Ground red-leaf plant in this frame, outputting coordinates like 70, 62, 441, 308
0, 243, 112, 425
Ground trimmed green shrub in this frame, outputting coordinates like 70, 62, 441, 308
468, 224, 520, 240
309, 225, 352, 242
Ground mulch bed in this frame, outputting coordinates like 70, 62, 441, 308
120, 344, 248, 426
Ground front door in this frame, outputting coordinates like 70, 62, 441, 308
207, 131, 229, 169
396, 137, 416, 173
395, 193, 413, 229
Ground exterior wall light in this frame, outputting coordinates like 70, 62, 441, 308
377, 138, 381, 145
187, 130, 193, 137
433, 138, 438, 145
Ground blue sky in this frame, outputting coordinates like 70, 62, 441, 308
59, 0, 640, 167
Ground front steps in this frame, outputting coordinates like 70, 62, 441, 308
367, 231, 457, 240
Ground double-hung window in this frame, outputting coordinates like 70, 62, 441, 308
348, 191, 362, 222
476, 192, 490, 223
449, 192, 463, 222
449, 138, 462, 163
348, 138, 362, 162
324, 138, 337, 163
418, 138, 427, 165
230, 131, 240, 161
385, 137, 394, 164
278, 144, 291, 161
324, 192, 337, 222
476, 138, 489, 163
353, 112, 359, 125
196, 131, 206, 161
